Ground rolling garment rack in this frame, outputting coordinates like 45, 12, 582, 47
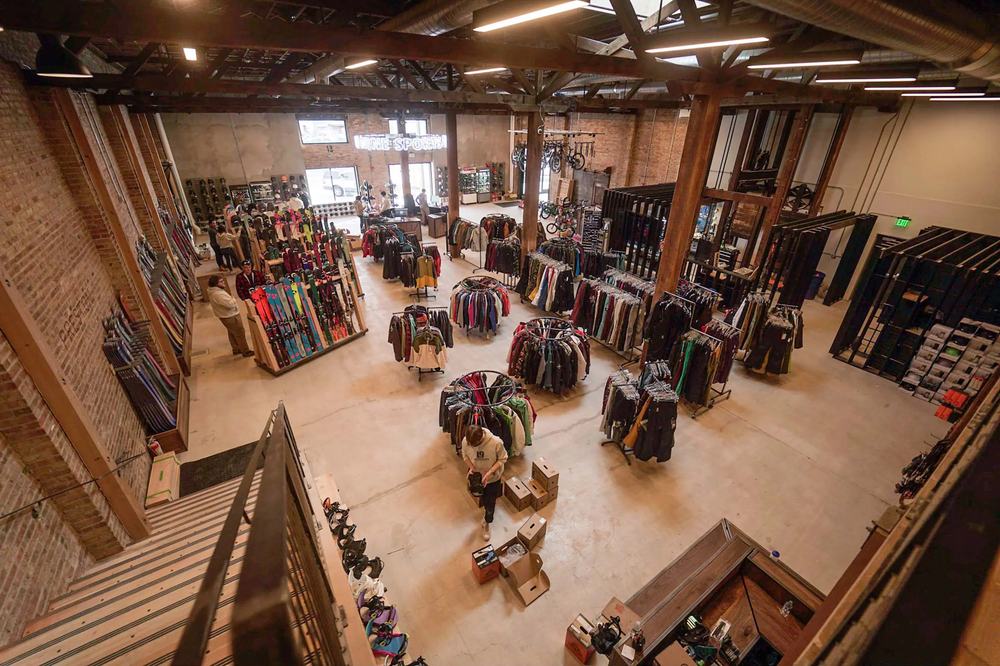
691, 319, 740, 417
439, 370, 535, 456
508, 317, 590, 393
389, 306, 451, 381
601, 369, 641, 465
411, 243, 441, 302
642, 290, 695, 367
451, 276, 510, 337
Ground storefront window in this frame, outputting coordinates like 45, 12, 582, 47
387, 119, 428, 135
305, 166, 359, 204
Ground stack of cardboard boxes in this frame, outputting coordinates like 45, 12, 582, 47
473, 457, 560, 606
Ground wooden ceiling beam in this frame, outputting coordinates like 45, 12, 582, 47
608, 0, 654, 65
675, 0, 717, 69
390, 59, 424, 89
121, 41, 160, 77
407, 60, 441, 91
2, 0, 702, 81
510, 68, 534, 95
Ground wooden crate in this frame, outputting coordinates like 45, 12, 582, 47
156, 376, 190, 453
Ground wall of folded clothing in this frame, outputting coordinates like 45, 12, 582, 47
601, 369, 679, 463
507, 318, 590, 394
450, 276, 511, 333
729, 294, 804, 375
514, 252, 575, 314
439, 371, 536, 457
388, 305, 453, 372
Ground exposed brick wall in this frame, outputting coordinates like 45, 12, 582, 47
99, 106, 163, 251
569, 109, 689, 189
132, 113, 171, 206
0, 61, 152, 640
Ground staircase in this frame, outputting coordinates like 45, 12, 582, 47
0, 473, 261, 666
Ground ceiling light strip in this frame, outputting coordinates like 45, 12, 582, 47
473, 0, 589, 32
646, 35, 769, 54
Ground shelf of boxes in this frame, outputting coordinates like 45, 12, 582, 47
899, 319, 999, 407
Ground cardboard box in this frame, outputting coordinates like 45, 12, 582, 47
504, 477, 532, 512
145, 452, 181, 507
472, 545, 500, 585
653, 642, 697, 666
566, 614, 596, 664
525, 477, 550, 510
505, 551, 550, 605
496, 537, 528, 575
347, 234, 362, 252
547, 484, 559, 501
517, 514, 547, 550
532, 457, 559, 490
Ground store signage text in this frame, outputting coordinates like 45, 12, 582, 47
353, 134, 448, 151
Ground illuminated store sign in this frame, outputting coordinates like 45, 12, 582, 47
353, 134, 448, 151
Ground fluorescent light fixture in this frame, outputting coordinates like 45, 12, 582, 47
465, 67, 508, 75
473, 0, 589, 32
35, 34, 92, 78
900, 91, 985, 97
644, 24, 771, 54
816, 77, 917, 83
749, 58, 859, 69
183, 47, 197, 61
344, 57, 379, 70
865, 85, 955, 91
930, 96, 1000, 101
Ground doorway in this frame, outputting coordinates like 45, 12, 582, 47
390, 162, 434, 201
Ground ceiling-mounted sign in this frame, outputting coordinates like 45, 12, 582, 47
353, 134, 448, 152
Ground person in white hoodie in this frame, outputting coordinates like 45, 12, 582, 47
462, 425, 508, 541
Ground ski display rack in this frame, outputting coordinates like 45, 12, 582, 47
147, 251, 193, 377
245, 268, 368, 377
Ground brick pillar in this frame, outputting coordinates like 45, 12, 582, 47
99, 106, 169, 252
0, 332, 127, 559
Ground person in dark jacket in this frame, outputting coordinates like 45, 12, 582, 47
234, 261, 265, 300
208, 221, 224, 270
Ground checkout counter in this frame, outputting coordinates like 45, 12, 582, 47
607, 519, 824, 666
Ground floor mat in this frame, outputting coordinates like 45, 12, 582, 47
496, 201, 521, 208
179, 442, 265, 497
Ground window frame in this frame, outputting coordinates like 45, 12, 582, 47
387, 118, 429, 136
297, 118, 349, 145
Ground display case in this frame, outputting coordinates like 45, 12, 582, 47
476, 167, 491, 203
459, 167, 478, 204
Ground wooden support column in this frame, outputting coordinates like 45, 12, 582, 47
446, 111, 460, 223
55, 91, 182, 377
521, 111, 544, 259
641, 93, 722, 366
808, 104, 854, 217
0, 264, 151, 539
713, 108, 756, 255
751, 104, 814, 266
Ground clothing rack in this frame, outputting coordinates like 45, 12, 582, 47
641, 290, 695, 369
685, 329, 734, 418
451, 370, 521, 407
391, 306, 450, 381
600, 369, 639, 465
524, 317, 576, 340
508, 317, 591, 394
451, 276, 510, 336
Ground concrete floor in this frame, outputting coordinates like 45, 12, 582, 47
185, 203, 945, 665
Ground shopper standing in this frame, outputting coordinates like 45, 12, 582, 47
208, 221, 224, 271
207, 276, 254, 357
416, 188, 430, 224
234, 261, 265, 300
462, 425, 508, 541
379, 190, 392, 214
215, 226, 240, 271
353, 195, 366, 230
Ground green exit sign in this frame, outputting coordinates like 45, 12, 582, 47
896, 216, 911, 228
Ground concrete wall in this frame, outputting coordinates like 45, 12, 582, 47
162, 111, 513, 204
160, 113, 306, 184
796, 101, 1000, 291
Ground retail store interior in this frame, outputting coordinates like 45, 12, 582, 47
0, 1, 999, 665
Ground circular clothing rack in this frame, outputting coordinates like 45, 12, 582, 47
523, 317, 577, 341
451, 276, 510, 335
451, 370, 520, 408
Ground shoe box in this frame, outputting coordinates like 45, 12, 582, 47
504, 476, 531, 512
532, 457, 559, 499
525, 477, 550, 510
472, 544, 500, 585
565, 614, 596, 664
517, 513, 547, 550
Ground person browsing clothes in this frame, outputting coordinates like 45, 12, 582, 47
462, 425, 508, 541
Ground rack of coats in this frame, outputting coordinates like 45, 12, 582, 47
507, 318, 591, 394
728, 294, 804, 375
601, 370, 679, 464
448, 217, 489, 252
671, 330, 729, 408
678, 279, 723, 328
381, 233, 422, 284
643, 292, 694, 364
450, 276, 511, 334
571, 280, 645, 354
485, 235, 521, 277
539, 239, 583, 277
701, 319, 741, 387
439, 370, 536, 456
388, 305, 453, 376
602, 269, 655, 313
480, 214, 518, 241
514, 252, 576, 314
362, 223, 403, 261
